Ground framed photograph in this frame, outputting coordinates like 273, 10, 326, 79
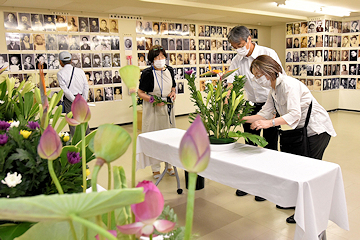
18, 13, 32, 31
210, 26, 217, 37
286, 23, 293, 35
79, 17, 90, 32
94, 71, 103, 85
92, 53, 102, 68
153, 22, 160, 35
112, 53, 121, 67
177, 81, 184, 94
169, 53, 176, 66
112, 70, 121, 83
82, 53, 92, 68
113, 86, 122, 101
300, 22, 308, 34
316, 20, 323, 32
89, 18, 100, 32
102, 53, 112, 68
183, 52, 190, 65
161, 38, 168, 50
198, 25, 205, 37
136, 21, 144, 34
56, 15, 67, 31
48, 73, 59, 88
176, 53, 183, 65
211, 39, 217, 51
31, 14, 44, 31
104, 87, 114, 101
144, 21, 152, 33
4, 12, 18, 30
285, 51, 292, 62
175, 23, 182, 35
183, 24, 189, 36
35, 53, 47, 70
175, 67, 184, 80
183, 39, 190, 50
46, 34, 57, 50
71, 53, 81, 68
99, 18, 110, 33
21, 54, 35, 70
307, 21, 316, 33
69, 35, 80, 50
109, 19, 119, 33
137, 37, 146, 50
0, 54, 9, 70
111, 36, 119, 50
189, 24, 196, 37
94, 88, 104, 101
124, 37, 133, 50
176, 39, 183, 50
91, 36, 101, 50
6, 33, 21, 51
153, 38, 160, 46
204, 25, 210, 37
293, 23, 300, 34
57, 35, 69, 50
33, 34, 46, 51
100, 36, 111, 51
87, 88, 94, 102
103, 70, 112, 84
67, 16, 79, 32
80, 35, 91, 50
43, 15, 56, 31
286, 37, 292, 48
47, 53, 60, 69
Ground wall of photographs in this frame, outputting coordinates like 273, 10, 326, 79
135, 21, 259, 94
2, 11, 125, 104
285, 18, 360, 92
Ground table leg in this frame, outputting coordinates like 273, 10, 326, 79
155, 162, 169, 186
318, 230, 327, 240
173, 166, 183, 194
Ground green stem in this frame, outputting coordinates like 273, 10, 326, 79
81, 123, 86, 193
68, 220, 78, 240
48, 160, 64, 194
97, 215, 105, 240
131, 92, 137, 189
91, 163, 102, 192
107, 162, 112, 229
150, 234, 153, 240
184, 172, 197, 240
70, 214, 117, 240
216, 98, 223, 138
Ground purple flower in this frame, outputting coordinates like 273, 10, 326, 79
27, 121, 40, 130
67, 151, 82, 164
185, 69, 194, 75
149, 96, 155, 104
0, 134, 8, 145
0, 121, 10, 131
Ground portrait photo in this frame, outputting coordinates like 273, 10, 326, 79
43, 15, 56, 31
153, 22, 160, 35
67, 16, 79, 32
175, 23, 182, 35
176, 53, 184, 65
183, 39, 190, 50
198, 25, 205, 37
285, 51, 292, 62
71, 53, 81, 68
111, 36, 119, 50
307, 21, 316, 33
286, 23, 293, 35
144, 21, 152, 33
169, 53, 176, 66
31, 14, 44, 31
300, 22, 308, 34
350, 50, 358, 61
57, 35, 69, 50
286, 37, 292, 48
113, 86, 122, 101
177, 81, 184, 94
124, 37, 133, 50
18, 13, 32, 30
82, 53, 92, 68
79, 17, 90, 32
176, 38, 183, 50
35, 53, 47, 70
100, 36, 111, 50
6, 33, 20, 51
161, 38, 168, 50
94, 88, 104, 102
93, 71, 103, 85
104, 87, 114, 101
86, 72, 94, 87
0, 54, 9, 70
46, 34, 57, 50
343, 21, 350, 33
103, 71, 112, 84
189, 24, 196, 36
21, 54, 35, 70
48, 73, 59, 88
112, 70, 121, 83
175, 67, 184, 80
204, 25, 210, 37
33, 34, 46, 51
136, 21, 144, 34
109, 19, 119, 33
69, 35, 80, 50
92, 53, 102, 68
80, 35, 91, 50
183, 24, 189, 36
89, 18, 100, 32
4, 12, 18, 30
190, 39, 196, 50
87, 88, 94, 102
56, 15, 67, 31
137, 37, 146, 50
48, 53, 60, 70
112, 53, 121, 67
102, 54, 112, 68
99, 18, 110, 33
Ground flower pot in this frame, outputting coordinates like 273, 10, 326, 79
184, 170, 205, 190
208, 136, 236, 152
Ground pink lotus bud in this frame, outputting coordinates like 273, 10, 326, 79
65, 94, 91, 126
37, 125, 62, 161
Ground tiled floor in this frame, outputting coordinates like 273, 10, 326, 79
89, 111, 360, 240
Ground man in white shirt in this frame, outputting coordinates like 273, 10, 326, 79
227, 26, 284, 201
58, 51, 90, 136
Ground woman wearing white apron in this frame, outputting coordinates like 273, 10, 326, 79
138, 45, 177, 179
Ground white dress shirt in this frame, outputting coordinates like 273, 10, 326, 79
258, 73, 336, 137
57, 64, 89, 102
228, 44, 284, 103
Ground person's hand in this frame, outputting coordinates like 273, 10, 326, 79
250, 120, 272, 130
168, 91, 176, 101
157, 102, 165, 106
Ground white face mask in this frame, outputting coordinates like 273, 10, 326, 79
254, 75, 271, 88
153, 59, 166, 69
236, 40, 250, 57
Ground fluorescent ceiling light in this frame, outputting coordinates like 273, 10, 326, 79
275, 0, 352, 17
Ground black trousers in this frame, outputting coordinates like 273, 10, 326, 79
308, 132, 331, 160
243, 102, 279, 150
63, 97, 90, 136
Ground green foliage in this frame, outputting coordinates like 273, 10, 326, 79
0, 222, 35, 240
186, 73, 267, 146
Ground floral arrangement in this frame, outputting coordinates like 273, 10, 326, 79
185, 66, 267, 146
149, 95, 172, 106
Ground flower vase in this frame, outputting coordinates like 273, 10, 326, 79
209, 136, 236, 152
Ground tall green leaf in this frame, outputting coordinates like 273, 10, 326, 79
0, 222, 34, 240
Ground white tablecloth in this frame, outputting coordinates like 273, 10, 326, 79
136, 128, 349, 240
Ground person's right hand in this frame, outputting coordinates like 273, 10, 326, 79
157, 102, 165, 106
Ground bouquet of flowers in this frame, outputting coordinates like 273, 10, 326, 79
149, 95, 173, 107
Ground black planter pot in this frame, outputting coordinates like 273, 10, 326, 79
208, 135, 236, 144
184, 171, 205, 190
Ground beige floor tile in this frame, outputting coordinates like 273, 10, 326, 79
197, 229, 240, 240
253, 229, 292, 240
220, 218, 271, 239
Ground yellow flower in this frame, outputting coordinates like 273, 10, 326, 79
20, 130, 32, 139
86, 169, 91, 176
63, 135, 70, 142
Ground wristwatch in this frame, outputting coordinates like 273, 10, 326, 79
272, 119, 276, 127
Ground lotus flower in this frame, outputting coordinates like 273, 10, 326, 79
117, 181, 175, 237
37, 125, 62, 161
119, 65, 140, 91
179, 115, 210, 173
93, 124, 131, 163
65, 95, 91, 126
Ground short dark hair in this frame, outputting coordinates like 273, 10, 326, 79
85, 72, 91, 77
228, 26, 250, 44
148, 45, 167, 63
